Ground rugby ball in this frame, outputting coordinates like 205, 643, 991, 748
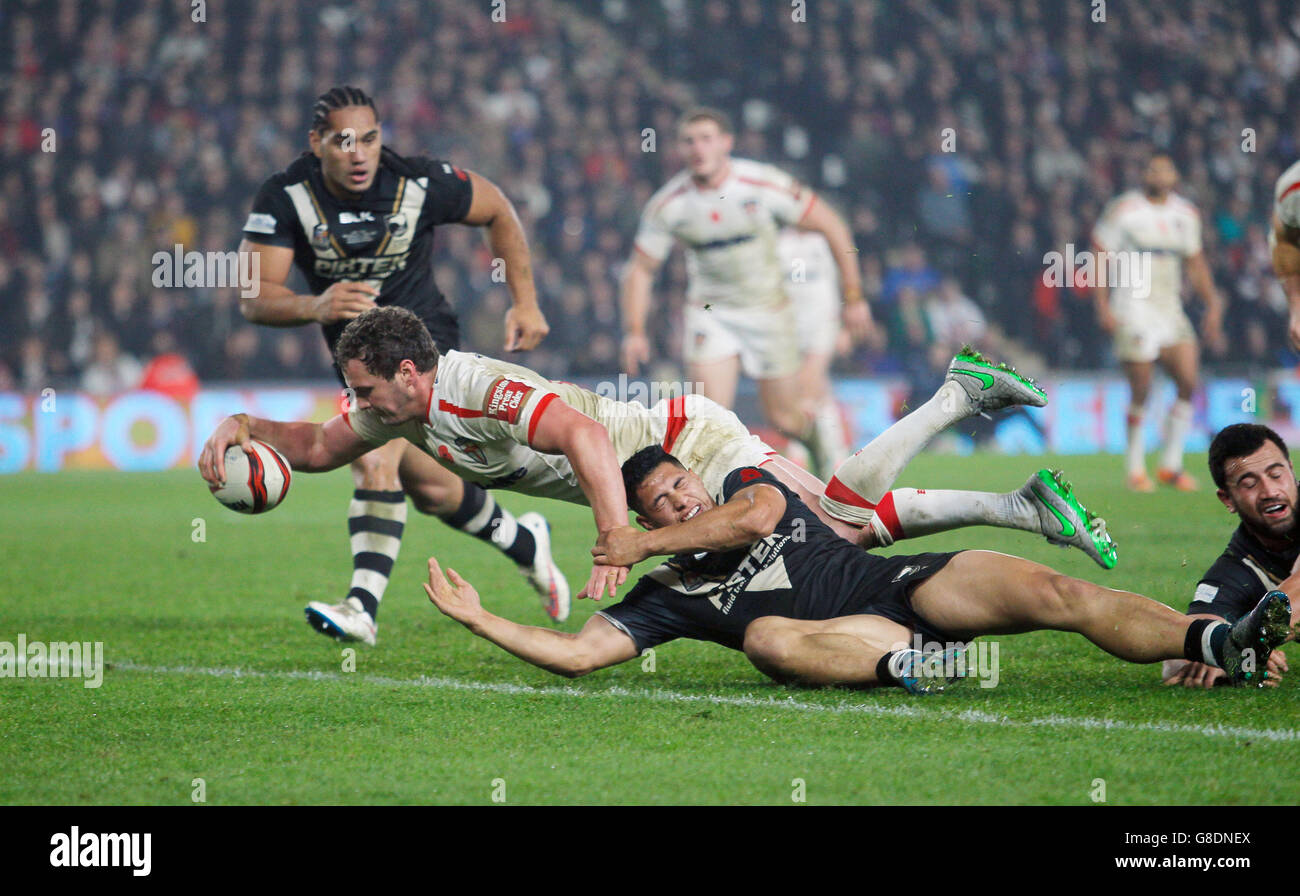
210, 440, 292, 514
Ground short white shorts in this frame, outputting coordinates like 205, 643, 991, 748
786, 279, 841, 356
1112, 305, 1196, 363
683, 301, 801, 380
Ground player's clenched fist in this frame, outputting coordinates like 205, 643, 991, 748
312, 281, 379, 323
591, 526, 648, 568
504, 304, 550, 352
198, 414, 253, 487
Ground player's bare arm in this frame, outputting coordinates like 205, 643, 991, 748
1092, 266, 1116, 334
527, 397, 633, 599
458, 170, 549, 352
619, 248, 662, 375
797, 195, 875, 344
593, 480, 787, 568
1271, 214, 1300, 351
198, 413, 373, 486
1184, 250, 1224, 353
424, 558, 637, 676
236, 239, 379, 326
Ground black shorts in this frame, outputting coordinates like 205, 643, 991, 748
846, 550, 966, 645
324, 305, 461, 387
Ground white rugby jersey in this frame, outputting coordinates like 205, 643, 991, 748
1091, 190, 1202, 312
343, 351, 759, 503
777, 228, 838, 288
634, 158, 817, 309
1273, 159, 1300, 229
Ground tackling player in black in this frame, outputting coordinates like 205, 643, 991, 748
423, 445, 1291, 692
1164, 423, 1300, 687
236, 86, 567, 645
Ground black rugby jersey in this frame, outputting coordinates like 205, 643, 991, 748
1190, 521, 1300, 623
598, 466, 951, 651
242, 146, 473, 349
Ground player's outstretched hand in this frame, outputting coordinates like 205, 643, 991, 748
577, 563, 629, 602
1265, 648, 1288, 687
592, 526, 648, 568
313, 281, 378, 324
621, 333, 650, 376
424, 557, 484, 626
1096, 305, 1118, 335
1163, 660, 1226, 689
504, 304, 550, 352
198, 414, 253, 487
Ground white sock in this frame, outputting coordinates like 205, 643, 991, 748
885, 487, 1040, 539
1161, 399, 1193, 472
821, 381, 971, 525
811, 399, 850, 478
1125, 405, 1146, 477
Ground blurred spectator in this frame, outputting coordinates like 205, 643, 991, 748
81, 330, 142, 396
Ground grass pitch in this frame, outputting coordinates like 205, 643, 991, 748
3, 453, 1297, 805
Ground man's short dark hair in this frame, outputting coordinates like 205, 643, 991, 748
334, 306, 440, 380
1208, 423, 1290, 489
677, 106, 733, 136
621, 445, 686, 514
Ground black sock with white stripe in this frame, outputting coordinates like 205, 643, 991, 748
875, 650, 919, 688
441, 483, 536, 567
347, 489, 406, 620
1184, 618, 1229, 668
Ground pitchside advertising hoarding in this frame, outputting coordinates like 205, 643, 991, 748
1, 374, 1298, 472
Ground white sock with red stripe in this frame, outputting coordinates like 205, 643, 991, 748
1160, 399, 1193, 473
819, 381, 971, 531
877, 487, 1040, 540
1126, 405, 1147, 477
810, 399, 850, 479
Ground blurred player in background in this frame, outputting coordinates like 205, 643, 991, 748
236, 86, 565, 645
620, 108, 874, 478
1270, 158, 1300, 351
1092, 154, 1224, 493
776, 227, 853, 475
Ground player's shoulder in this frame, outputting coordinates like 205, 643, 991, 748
645, 170, 694, 213
1167, 192, 1201, 217
254, 153, 315, 193
380, 146, 468, 183
448, 350, 548, 385
1107, 189, 1147, 214
730, 157, 798, 190
720, 464, 789, 501
1275, 158, 1300, 197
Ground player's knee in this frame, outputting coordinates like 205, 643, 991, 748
743, 617, 798, 670
351, 452, 400, 491
404, 480, 457, 516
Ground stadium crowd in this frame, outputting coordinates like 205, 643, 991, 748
2, 0, 1299, 394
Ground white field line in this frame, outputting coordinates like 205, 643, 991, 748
111, 660, 1299, 744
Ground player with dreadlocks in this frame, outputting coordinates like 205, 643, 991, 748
235, 86, 567, 645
